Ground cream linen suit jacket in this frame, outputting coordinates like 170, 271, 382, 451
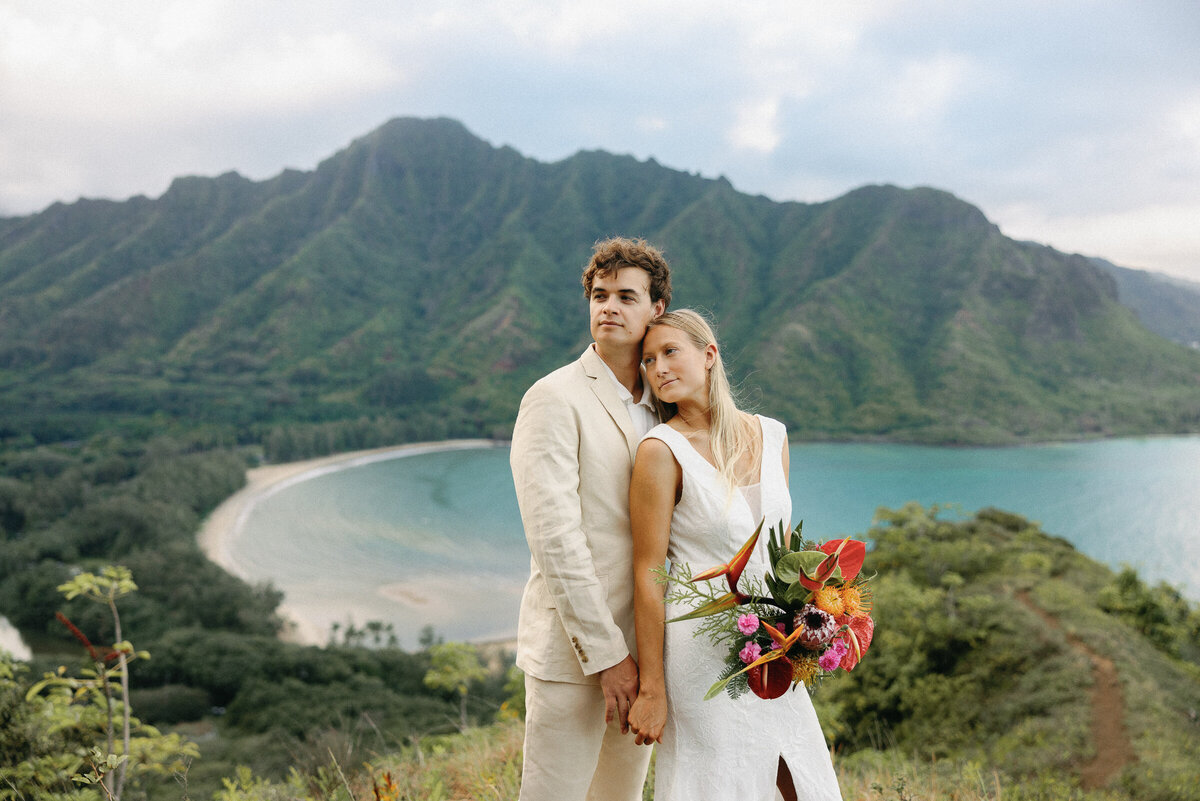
511, 345, 643, 683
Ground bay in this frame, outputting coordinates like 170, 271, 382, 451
231, 437, 1200, 649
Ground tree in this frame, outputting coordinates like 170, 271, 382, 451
422, 642, 487, 731
6, 566, 198, 800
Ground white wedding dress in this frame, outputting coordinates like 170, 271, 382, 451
643, 415, 842, 801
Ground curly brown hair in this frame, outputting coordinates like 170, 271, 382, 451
581, 237, 672, 308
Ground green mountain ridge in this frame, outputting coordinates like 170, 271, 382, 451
1090, 257, 1200, 348
2, 116, 1198, 445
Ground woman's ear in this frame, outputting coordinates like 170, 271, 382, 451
705, 344, 717, 370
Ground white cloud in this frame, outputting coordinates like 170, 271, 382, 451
729, 98, 782, 153
994, 201, 1200, 281
0, 5, 399, 126
884, 53, 975, 123
0, 0, 1197, 281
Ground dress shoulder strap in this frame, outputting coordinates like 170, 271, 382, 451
756, 415, 788, 482
641, 423, 708, 475
757, 415, 786, 455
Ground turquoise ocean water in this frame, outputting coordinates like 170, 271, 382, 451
231, 437, 1200, 649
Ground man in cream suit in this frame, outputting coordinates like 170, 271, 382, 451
511, 237, 672, 801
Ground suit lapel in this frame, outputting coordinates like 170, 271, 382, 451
581, 346, 641, 463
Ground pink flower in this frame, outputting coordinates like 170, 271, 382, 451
818, 640, 849, 672
739, 641, 762, 664
737, 613, 760, 636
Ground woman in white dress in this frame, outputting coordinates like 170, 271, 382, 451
627, 310, 842, 801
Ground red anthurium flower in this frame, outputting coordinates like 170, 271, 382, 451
798, 537, 867, 591
748, 656, 793, 699
820, 538, 866, 581
834, 614, 874, 671
703, 640, 793, 700
691, 519, 764, 595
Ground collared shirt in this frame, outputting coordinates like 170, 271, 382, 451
592, 344, 658, 437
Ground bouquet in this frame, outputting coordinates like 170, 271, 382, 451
663, 519, 874, 701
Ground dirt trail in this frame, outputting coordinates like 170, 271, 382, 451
1017, 591, 1136, 788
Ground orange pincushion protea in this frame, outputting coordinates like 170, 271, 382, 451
839, 584, 871, 618
813, 585, 845, 616
791, 654, 819, 686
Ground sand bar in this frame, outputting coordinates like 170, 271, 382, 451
197, 439, 507, 645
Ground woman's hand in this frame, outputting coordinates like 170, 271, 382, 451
628, 689, 667, 746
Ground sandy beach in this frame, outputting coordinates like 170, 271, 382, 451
197, 439, 516, 647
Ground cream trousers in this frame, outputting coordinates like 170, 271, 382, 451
519, 674, 652, 801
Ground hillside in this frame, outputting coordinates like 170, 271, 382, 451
1091, 257, 1200, 349
2, 117, 1199, 446
8, 505, 1189, 800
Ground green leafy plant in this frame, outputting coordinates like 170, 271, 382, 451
6, 566, 198, 801
423, 643, 488, 732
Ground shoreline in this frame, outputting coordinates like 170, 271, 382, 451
197, 439, 513, 647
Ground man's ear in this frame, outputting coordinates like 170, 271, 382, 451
652, 300, 666, 319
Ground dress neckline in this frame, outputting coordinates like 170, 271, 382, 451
660, 414, 766, 489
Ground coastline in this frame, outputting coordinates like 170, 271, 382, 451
197, 439, 513, 648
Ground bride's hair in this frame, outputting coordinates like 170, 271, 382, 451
646, 309, 756, 493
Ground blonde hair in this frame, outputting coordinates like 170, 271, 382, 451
646, 309, 756, 492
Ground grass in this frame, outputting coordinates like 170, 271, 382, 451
200, 718, 1146, 801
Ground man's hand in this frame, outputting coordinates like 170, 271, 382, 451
597, 654, 639, 733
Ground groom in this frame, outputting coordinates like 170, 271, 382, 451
510, 237, 672, 801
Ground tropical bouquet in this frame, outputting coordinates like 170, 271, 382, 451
663, 519, 874, 701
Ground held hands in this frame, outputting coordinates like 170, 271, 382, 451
597, 655, 640, 734
628, 689, 666, 746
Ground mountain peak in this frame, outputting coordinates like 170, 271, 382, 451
1, 116, 1197, 445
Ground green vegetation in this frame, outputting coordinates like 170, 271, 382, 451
0, 435, 513, 800
2, 568, 198, 800
2, 118, 1199, 452
4, 497, 1198, 799
1094, 258, 1200, 349
821, 504, 1200, 799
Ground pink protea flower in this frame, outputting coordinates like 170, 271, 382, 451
739, 641, 762, 664
737, 613, 760, 636
818, 640, 849, 671
794, 604, 838, 648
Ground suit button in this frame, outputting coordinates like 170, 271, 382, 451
581, 656, 589, 663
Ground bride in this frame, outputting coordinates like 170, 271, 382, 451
626, 310, 842, 801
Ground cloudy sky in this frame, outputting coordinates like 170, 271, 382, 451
3, 0, 1198, 281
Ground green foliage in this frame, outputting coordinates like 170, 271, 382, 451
0, 574, 199, 801
423, 643, 489, 732
1098, 567, 1200, 657
821, 504, 1200, 798
0, 438, 278, 643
